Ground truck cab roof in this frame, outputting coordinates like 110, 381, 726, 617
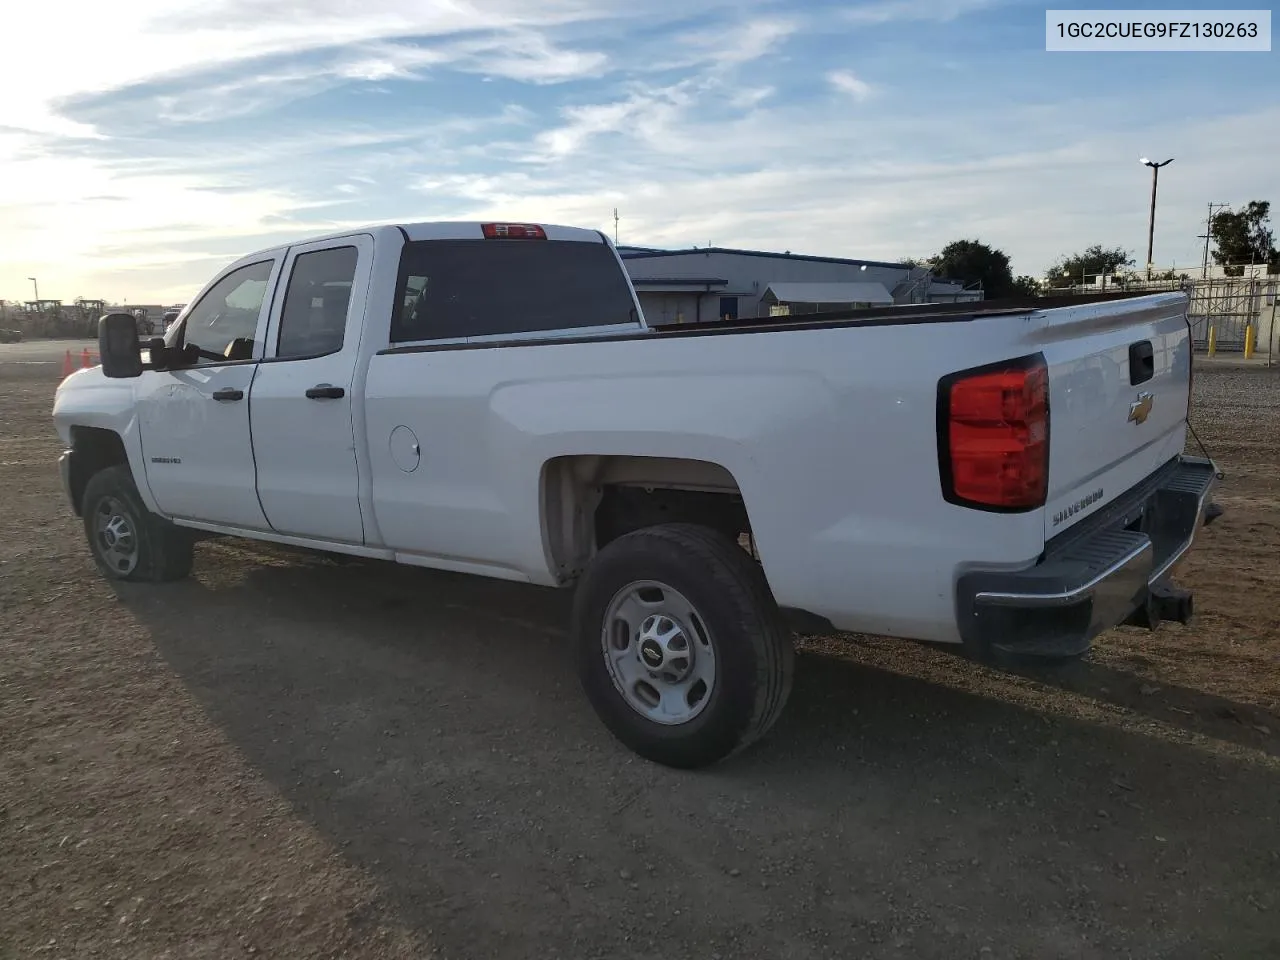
232, 221, 610, 267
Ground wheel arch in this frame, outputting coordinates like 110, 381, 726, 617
54, 379, 162, 517
539, 454, 755, 583
67, 426, 131, 516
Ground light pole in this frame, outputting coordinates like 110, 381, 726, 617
1140, 157, 1173, 279
27, 277, 38, 301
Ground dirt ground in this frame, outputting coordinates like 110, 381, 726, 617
2, 356, 1278, 960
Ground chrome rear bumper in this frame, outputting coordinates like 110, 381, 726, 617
956, 455, 1219, 662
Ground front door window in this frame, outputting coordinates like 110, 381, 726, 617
171, 260, 274, 363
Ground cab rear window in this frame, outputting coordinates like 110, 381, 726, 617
390, 239, 638, 342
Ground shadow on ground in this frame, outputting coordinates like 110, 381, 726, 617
116, 543, 1280, 960
1011, 657, 1280, 757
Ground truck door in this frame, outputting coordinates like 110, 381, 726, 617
135, 257, 280, 530
247, 235, 372, 544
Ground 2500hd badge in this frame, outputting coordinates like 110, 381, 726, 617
1053, 488, 1105, 527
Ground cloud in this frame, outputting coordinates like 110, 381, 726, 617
446, 30, 609, 82
14, 90, 1277, 299
827, 70, 874, 101
517, 17, 798, 165
843, 0, 1003, 25
61, 32, 607, 135
680, 17, 799, 66
408, 98, 1280, 278
4, 2, 784, 301
1, 0, 633, 136
1, 0, 1274, 304
729, 86, 776, 109
527, 81, 701, 160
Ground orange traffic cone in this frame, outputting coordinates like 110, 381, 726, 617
62, 350, 74, 377
81, 347, 92, 369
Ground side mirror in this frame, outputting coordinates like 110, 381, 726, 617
142, 337, 169, 370
225, 337, 255, 362
98, 312, 144, 379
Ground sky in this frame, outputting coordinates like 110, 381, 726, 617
1, 0, 1275, 304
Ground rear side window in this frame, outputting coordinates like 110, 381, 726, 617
390, 239, 638, 342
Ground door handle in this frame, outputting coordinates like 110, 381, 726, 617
1129, 340, 1154, 385
212, 387, 244, 402
305, 384, 345, 400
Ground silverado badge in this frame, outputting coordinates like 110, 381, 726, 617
1128, 391, 1154, 425
1053, 488, 1105, 527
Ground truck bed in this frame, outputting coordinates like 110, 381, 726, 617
380, 290, 1174, 354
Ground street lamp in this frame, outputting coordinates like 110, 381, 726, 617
1140, 157, 1173, 279
27, 277, 38, 301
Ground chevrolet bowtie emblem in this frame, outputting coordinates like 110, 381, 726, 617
1128, 391, 1154, 424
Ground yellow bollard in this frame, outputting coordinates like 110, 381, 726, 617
1208, 325, 1216, 357
1243, 324, 1255, 360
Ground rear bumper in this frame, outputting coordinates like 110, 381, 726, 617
956, 455, 1220, 662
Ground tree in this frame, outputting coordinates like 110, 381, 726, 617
1210, 201, 1277, 274
1046, 245, 1133, 287
927, 239, 1016, 299
1011, 275, 1044, 297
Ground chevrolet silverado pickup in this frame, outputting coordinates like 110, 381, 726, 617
52, 220, 1221, 768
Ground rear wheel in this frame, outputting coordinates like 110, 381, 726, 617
572, 523, 795, 769
81, 465, 194, 583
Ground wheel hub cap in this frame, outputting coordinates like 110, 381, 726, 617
601, 581, 717, 726
94, 498, 139, 575
637, 614, 694, 683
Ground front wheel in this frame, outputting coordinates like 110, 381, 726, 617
81, 465, 194, 583
572, 523, 795, 769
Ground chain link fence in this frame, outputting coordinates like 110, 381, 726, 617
1054, 275, 1279, 356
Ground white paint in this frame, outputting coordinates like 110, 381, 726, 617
53, 221, 1195, 647
248, 233, 375, 543
130, 250, 286, 529
1033, 295, 1192, 539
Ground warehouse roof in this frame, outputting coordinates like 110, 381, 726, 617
619, 246, 909, 270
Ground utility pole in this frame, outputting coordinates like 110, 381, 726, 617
1140, 157, 1173, 279
1199, 202, 1229, 279
27, 277, 38, 301
613, 208, 619, 245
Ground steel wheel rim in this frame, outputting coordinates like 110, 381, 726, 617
601, 580, 717, 726
93, 496, 139, 576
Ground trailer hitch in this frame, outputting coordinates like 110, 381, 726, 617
1124, 581, 1194, 630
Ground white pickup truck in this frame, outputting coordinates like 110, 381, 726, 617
53, 221, 1221, 768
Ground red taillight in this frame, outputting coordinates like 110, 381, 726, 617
481, 222, 547, 240
940, 358, 1048, 510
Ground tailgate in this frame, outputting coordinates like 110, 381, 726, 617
1040, 293, 1192, 539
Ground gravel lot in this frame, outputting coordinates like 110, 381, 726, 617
2, 354, 1278, 960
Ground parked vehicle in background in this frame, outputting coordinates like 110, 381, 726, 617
52, 220, 1222, 768
130, 309, 157, 337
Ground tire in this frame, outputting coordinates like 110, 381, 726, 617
81, 465, 194, 583
572, 523, 795, 769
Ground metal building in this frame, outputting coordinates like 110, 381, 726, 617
618, 246, 981, 325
